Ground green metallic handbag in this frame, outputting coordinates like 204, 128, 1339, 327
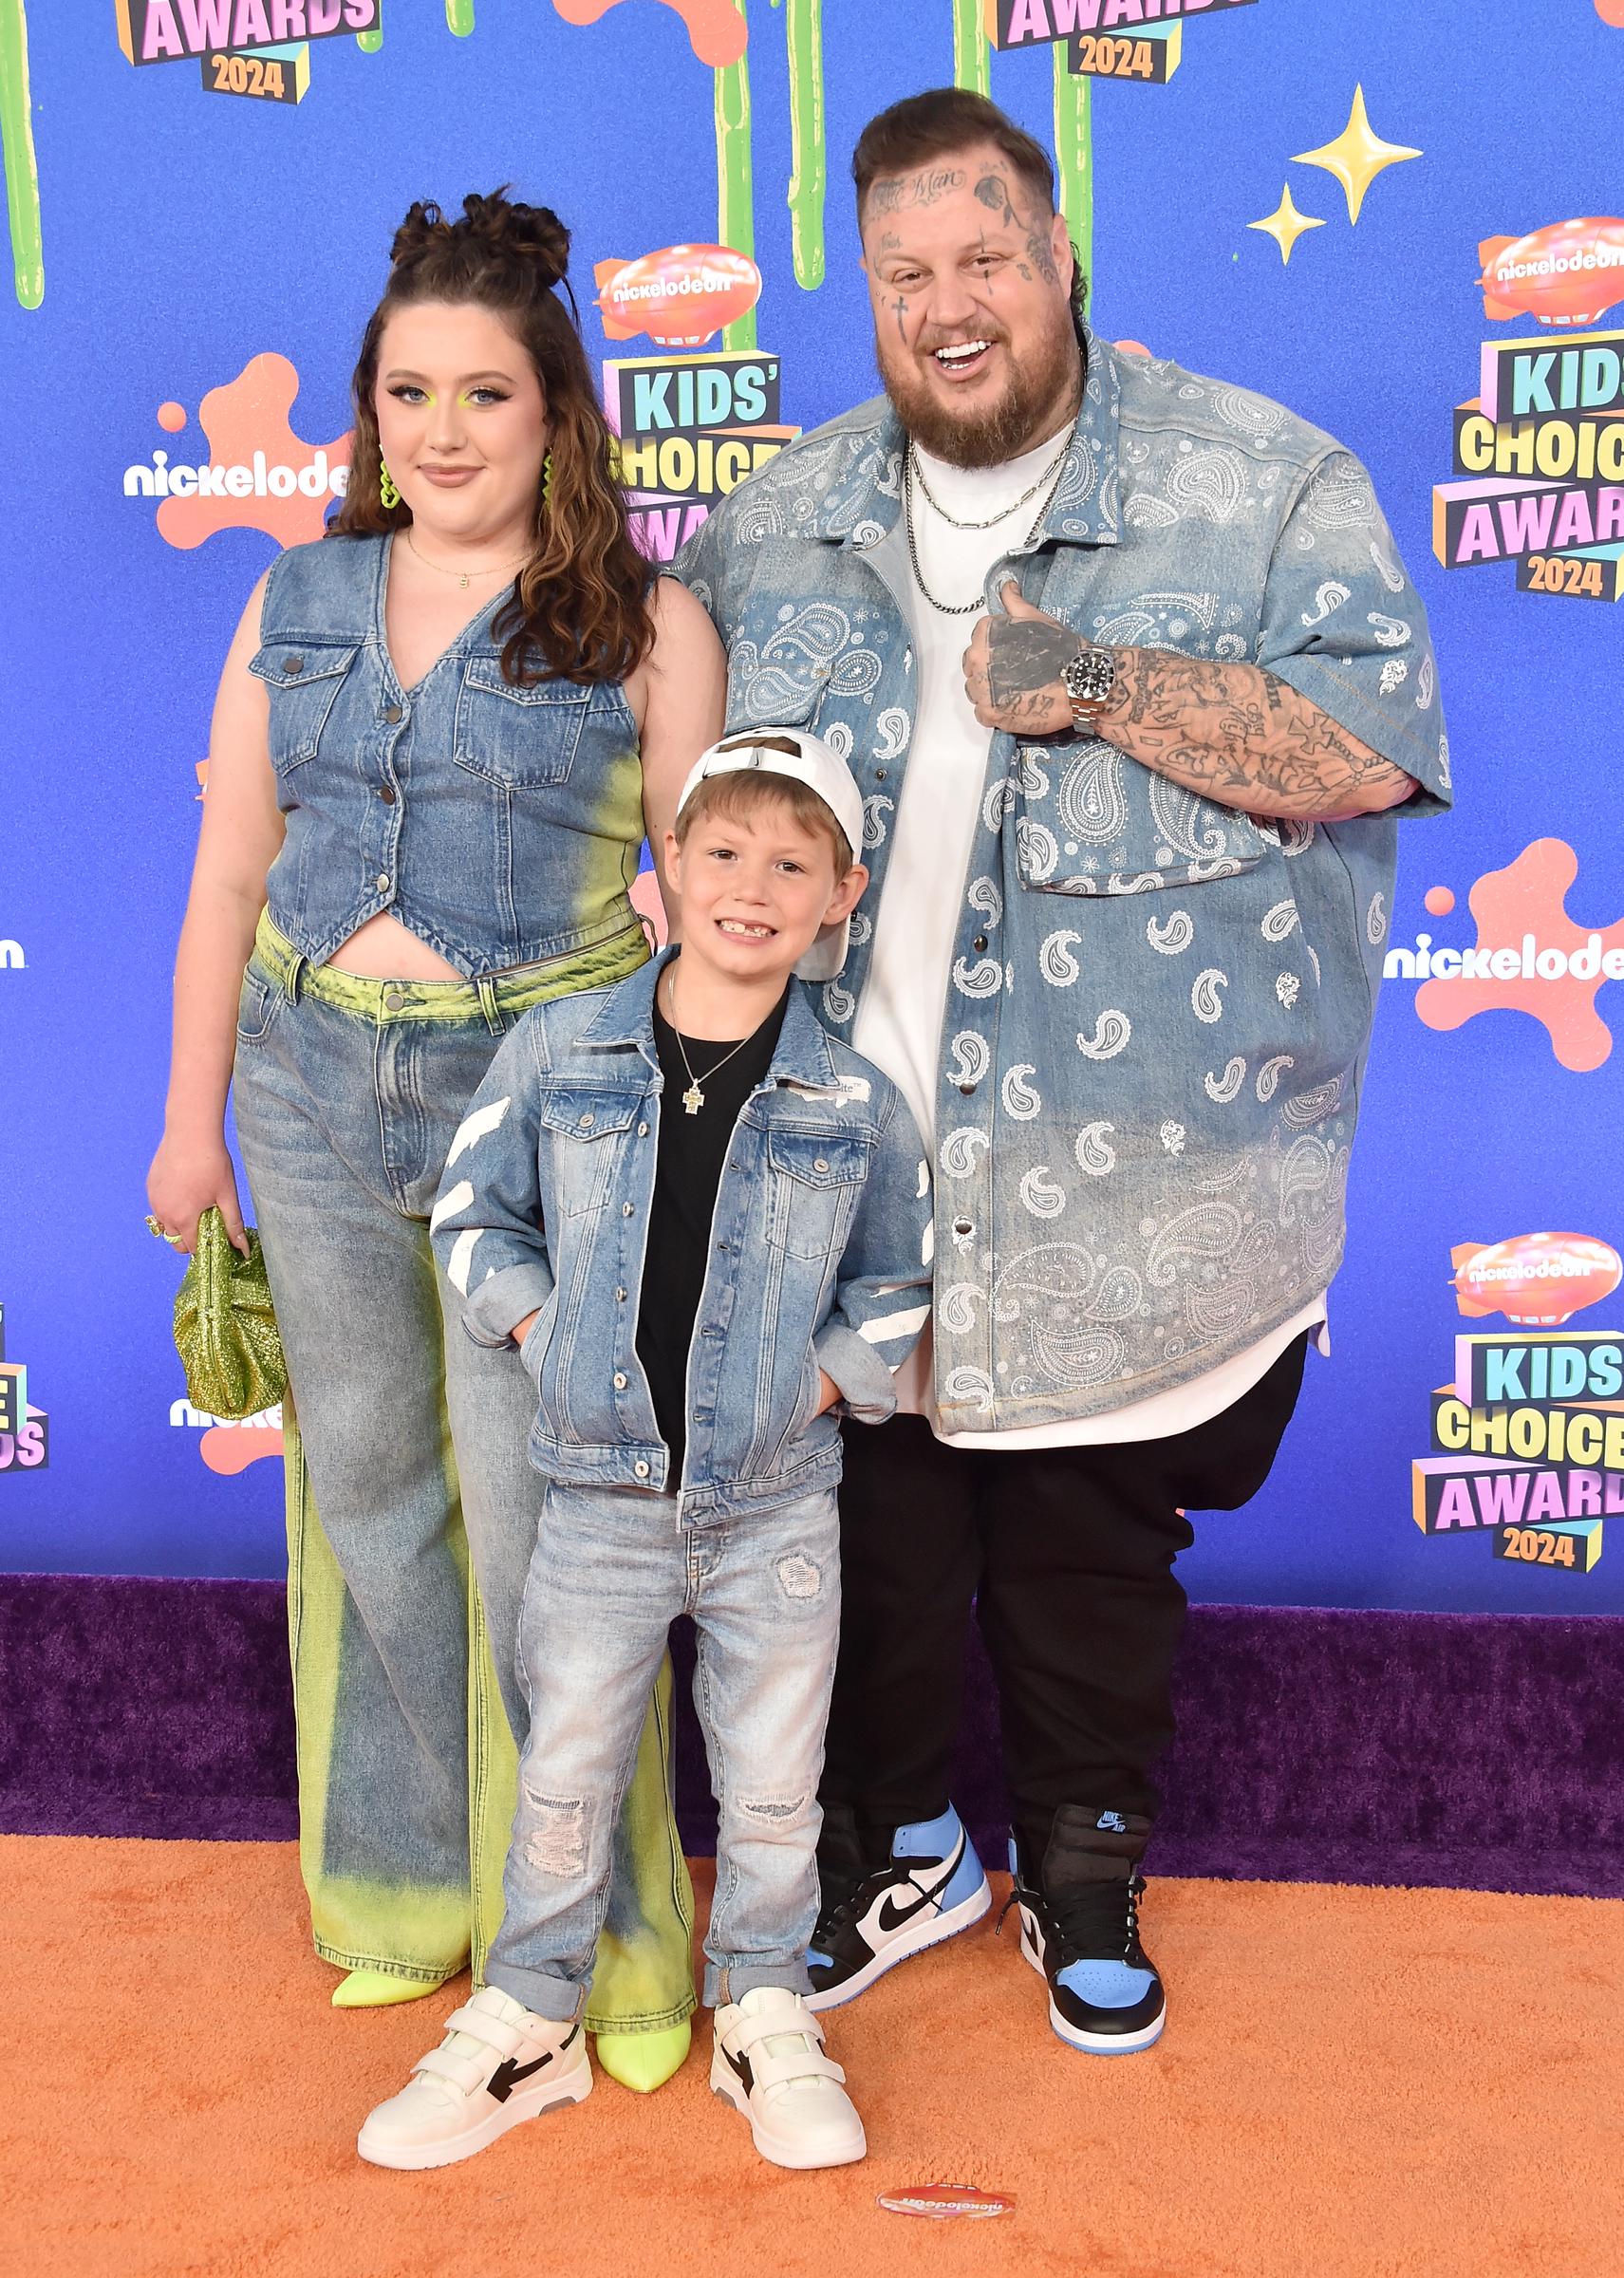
174, 1206, 288, 1421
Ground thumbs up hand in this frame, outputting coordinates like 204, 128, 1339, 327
962, 580, 1083, 735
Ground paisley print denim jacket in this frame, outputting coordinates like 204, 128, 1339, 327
673, 331, 1451, 1431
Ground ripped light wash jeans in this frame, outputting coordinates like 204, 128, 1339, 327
487, 1481, 840, 2018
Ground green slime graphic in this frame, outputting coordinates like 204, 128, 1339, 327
1052, 43, 1092, 292
783, 0, 824, 289
952, 0, 989, 97
357, 9, 383, 53
446, 0, 474, 34
0, 0, 42, 308
715, 0, 756, 350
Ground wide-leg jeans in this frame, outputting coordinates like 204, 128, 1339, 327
233, 924, 695, 2029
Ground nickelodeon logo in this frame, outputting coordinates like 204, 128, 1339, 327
1385, 839, 1624, 1072
594, 246, 761, 349
170, 1396, 283, 1476
123, 353, 350, 551
1479, 219, 1624, 329
1451, 1234, 1622, 1328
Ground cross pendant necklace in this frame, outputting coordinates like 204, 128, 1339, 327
663, 970, 754, 1113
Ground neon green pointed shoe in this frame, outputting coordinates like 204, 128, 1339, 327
591, 2020, 691, 2092
332, 1969, 453, 2009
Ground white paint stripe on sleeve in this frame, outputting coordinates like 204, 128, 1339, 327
446, 1227, 482, 1298
923, 1220, 935, 1266
447, 1095, 511, 1167
857, 1303, 931, 1346
915, 1159, 929, 1200
429, 1180, 475, 1234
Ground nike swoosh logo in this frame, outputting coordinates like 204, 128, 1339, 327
874, 1832, 968, 1935
487, 2051, 553, 2103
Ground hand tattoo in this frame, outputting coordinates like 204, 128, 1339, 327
986, 620, 1080, 707
1098, 653, 1413, 818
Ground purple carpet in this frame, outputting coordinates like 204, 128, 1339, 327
2, 1574, 1620, 1895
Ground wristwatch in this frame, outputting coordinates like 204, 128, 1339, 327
1060, 644, 1117, 734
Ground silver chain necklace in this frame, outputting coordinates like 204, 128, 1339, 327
662, 969, 757, 1115
908, 428, 1072, 531
904, 440, 1073, 617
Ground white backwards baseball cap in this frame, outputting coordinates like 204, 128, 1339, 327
676, 728, 867, 983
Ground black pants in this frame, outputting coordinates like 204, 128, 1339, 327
820, 1333, 1309, 1847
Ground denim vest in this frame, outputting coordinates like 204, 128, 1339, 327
430, 952, 933, 1522
674, 334, 1452, 1430
252, 532, 645, 977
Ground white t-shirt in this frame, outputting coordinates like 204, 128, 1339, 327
850, 434, 1326, 1448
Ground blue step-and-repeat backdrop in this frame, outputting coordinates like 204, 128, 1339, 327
1, 0, 1621, 1613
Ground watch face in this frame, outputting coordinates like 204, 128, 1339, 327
1065, 648, 1114, 706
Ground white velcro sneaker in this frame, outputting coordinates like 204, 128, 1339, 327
710, 1986, 866, 2171
357, 1983, 591, 2172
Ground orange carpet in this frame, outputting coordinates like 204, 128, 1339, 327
4, 1837, 1618, 2278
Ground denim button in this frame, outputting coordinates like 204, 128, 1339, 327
622, 1203, 634, 1217
613, 1371, 627, 1390
813, 1157, 829, 1172
578, 1112, 594, 1128
634, 1460, 650, 1478
377, 786, 396, 804
638, 1122, 648, 1137
383, 703, 403, 724
375, 873, 390, 890
973, 934, 988, 952
283, 654, 304, 675
954, 1217, 974, 1237
875, 768, 887, 781
383, 989, 406, 1012
615, 1286, 627, 1301
959, 1082, 976, 1095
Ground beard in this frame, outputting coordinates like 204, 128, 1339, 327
876, 300, 1081, 470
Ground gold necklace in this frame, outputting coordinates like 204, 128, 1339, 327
662, 969, 757, 1116
403, 526, 532, 591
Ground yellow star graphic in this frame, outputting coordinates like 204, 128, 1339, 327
1247, 185, 1326, 267
1293, 85, 1422, 225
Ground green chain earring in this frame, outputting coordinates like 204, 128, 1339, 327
379, 454, 401, 511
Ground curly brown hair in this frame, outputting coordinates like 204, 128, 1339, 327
331, 189, 653, 687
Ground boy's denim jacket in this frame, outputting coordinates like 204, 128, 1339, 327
431, 949, 933, 1521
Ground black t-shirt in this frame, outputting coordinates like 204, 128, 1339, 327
635, 983, 788, 1484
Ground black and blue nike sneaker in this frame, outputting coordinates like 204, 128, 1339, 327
805, 1802, 991, 2011
1007, 1804, 1166, 2055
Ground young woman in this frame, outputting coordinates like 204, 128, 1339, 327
147, 192, 722, 2089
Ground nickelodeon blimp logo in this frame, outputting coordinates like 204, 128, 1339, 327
1450, 1234, 1623, 1327
1479, 219, 1624, 328
594, 246, 762, 349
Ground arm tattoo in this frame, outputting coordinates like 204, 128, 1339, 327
1097, 652, 1413, 818
987, 619, 1080, 706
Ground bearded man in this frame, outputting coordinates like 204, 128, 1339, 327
672, 87, 1447, 2056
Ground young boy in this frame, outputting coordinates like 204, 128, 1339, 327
358, 731, 932, 2175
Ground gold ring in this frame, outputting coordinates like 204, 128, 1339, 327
145, 1214, 186, 1251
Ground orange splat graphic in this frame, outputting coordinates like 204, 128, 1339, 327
200, 1424, 282, 1475
1415, 839, 1624, 1072
550, 0, 747, 66
156, 354, 350, 552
